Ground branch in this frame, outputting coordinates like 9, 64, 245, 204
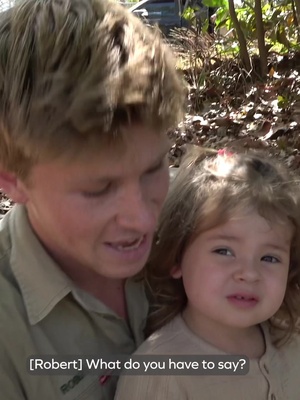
228, 0, 251, 72
254, 0, 268, 78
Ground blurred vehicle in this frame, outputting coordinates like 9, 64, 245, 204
129, 0, 185, 35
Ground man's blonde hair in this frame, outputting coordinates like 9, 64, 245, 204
0, 0, 185, 178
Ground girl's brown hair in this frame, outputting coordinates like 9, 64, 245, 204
144, 148, 300, 345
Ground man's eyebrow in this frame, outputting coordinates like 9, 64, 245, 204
78, 146, 170, 185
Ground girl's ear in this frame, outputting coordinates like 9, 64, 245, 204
170, 264, 182, 279
0, 170, 28, 204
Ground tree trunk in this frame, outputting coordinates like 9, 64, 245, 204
254, 0, 268, 77
228, 0, 251, 72
294, 0, 300, 22
292, 0, 299, 27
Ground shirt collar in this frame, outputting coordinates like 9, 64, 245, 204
7, 205, 72, 325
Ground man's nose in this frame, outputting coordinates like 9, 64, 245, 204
233, 259, 260, 283
116, 185, 156, 232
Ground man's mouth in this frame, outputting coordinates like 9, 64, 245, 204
108, 236, 145, 251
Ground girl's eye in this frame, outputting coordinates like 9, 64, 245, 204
213, 248, 232, 256
261, 255, 280, 263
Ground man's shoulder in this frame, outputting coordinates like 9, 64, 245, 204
0, 218, 28, 340
0, 256, 28, 333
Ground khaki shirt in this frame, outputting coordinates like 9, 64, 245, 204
115, 315, 300, 400
0, 205, 148, 400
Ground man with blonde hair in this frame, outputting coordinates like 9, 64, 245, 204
0, 0, 185, 398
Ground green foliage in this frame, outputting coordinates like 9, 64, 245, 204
277, 95, 289, 109
202, 0, 228, 8
182, 6, 198, 21
182, 6, 210, 33
214, 0, 299, 57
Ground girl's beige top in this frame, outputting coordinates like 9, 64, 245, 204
115, 314, 300, 400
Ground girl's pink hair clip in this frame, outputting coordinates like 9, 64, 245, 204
217, 149, 233, 157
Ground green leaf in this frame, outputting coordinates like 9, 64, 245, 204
182, 6, 196, 21
277, 95, 288, 108
215, 6, 228, 26
202, 0, 228, 9
268, 42, 287, 54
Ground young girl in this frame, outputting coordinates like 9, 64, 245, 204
115, 149, 300, 400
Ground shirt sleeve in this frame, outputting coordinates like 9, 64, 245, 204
114, 374, 184, 400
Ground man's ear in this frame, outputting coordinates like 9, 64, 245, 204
0, 170, 28, 204
170, 264, 182, 279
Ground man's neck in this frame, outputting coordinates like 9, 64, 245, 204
61, 263, 128, 319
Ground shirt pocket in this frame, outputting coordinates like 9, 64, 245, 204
54, 374, 118, 400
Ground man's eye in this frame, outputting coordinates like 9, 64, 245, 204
213, 248, 232, 256
82, 184, 111, 198
147, 159, 165, 174
261, 255, 280, 263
